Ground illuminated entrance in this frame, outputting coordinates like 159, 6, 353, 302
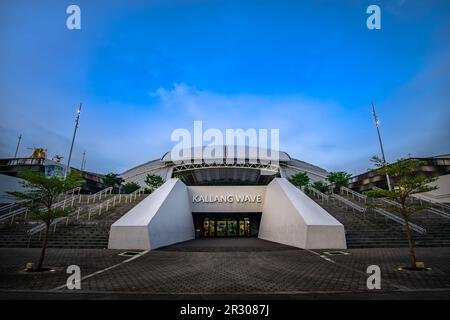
193, 213, 261, 238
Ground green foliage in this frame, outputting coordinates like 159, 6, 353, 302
363, 156, 438, 268
144, 174, 164, 191
326, 171, 352, 190
8, 171, 84, 215
7, 171, 84, 270
122, 181, 140, 194
311, 181, 329, 193
289, 172, 310, 189
102, 173, 124, 189
363, 157, 437, 211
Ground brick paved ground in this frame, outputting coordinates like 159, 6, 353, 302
0, 239, 449, 299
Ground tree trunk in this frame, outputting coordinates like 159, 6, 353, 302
37, 221, 50, 270
402, 208, 417, 269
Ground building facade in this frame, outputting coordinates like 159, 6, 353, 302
108, 146, 347, 250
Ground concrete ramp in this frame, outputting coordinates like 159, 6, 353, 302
259, 178, 346, 249
108, 178, 194, 250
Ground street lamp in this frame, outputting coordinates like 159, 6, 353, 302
371, 103, 392, 190
64, 103, 82, 179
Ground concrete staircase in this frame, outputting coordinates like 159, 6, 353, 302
315, 199, 411, 248
311, 191, 450, 248
0, 194, 146, 249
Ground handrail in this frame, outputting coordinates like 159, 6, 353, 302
0, 207, 28, 223
87, 188, 145, 220
331, 194, 366, 213
0, 201, 27, 216
340, 186, 367, 203
86, 187, 113, 204
412, 194, 450, 213
28, 188, 145, 237
379, 198, 402, 209
427, 207, 450, 220
371, 187, 450, 216
307, 186, 329, 203
0, 187, 82, 223
26, 195, 81, 236
373, 207, 426, 234
64, 186, 81, 197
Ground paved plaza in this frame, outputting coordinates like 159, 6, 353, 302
1, 239, 450, 299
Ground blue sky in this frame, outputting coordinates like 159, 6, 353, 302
0, 0, 449, 175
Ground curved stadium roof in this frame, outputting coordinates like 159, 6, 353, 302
121, 146, 328, 186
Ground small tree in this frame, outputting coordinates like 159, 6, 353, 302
326, 171, 352, 192
144, 174, 164, 192
363, 156, 438, 269
123, 181, 140, 194
102, 173, 124, 192
8, 171, 84, 271
311, 180, 329, 193
289, 172, 310, 190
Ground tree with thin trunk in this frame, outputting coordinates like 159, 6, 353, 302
8, 171, 84, 271
363, 156, 438, 269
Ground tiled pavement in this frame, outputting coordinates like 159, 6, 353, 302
0, 239, 450, 299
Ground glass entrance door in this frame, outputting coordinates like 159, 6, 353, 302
227, 220, 237, 236
216, 220, 227, 237
193, 213, 261, 238
239, 219, 250, 237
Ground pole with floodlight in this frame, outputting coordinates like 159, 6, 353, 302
14, 134, 22, 158
64, 103, 82, 179
371, 103, 392, 190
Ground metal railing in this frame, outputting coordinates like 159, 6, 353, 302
86, 187, 113, 204
0, 187, 83, 224
87, 188, 145, 220
369, 189, 403, 210
0, 157, 46, 166
64, 186, 81, 199
371, 187, 450, 218
307, 186, 330, 203
412, 194, 450, 213
379, 198, 402, 209
0, 201, 27, 217
0, 207, 29, 224
331, 194, 367, 213
27, 195, 81, 236
373, 207, 426, 234
27, 188, 145, 239
427, 207, 450, 220
340, 186, 367, 203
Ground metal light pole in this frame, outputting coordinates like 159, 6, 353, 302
371, 103, 392, 190
64, 103, 82, 179
14, 134, 22, 158
81, 151, 86, 171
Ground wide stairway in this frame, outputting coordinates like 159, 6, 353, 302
316, 200, 409, 248
307, 187, 450, 248
0, 190, 146, 249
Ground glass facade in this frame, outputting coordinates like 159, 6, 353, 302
193, 212, 261, 238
